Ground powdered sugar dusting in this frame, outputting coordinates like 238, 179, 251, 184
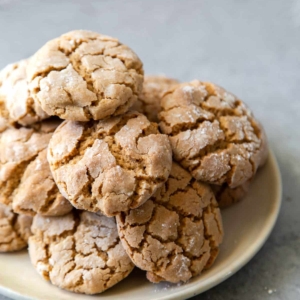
82, 270, 92, 281
182, 85, 195, 96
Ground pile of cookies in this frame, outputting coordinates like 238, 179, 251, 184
0, 30, 268, 295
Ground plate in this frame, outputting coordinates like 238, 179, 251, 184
0, 150, 282, 300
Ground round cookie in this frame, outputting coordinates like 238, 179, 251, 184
0, 119, 61, 207
0, 202, 32, 252
116, 162, 223, 283
131, 75, 179, 122
12, 149, 73, 216
211, 181, 251, 208
48, 111, 172, 216
27, 30, 144, 121
0, 59, 49, 126
29, 211, 134, 294
159, 80, 266, 188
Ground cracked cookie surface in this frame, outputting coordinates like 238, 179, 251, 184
0, 59, 49, 126
12, 149, 73, 216
0, 119, 61, 207
27, 30, 144, 121
0, 202, 32, 252
212, 137, 268, 208
48, 111, 172, 216
132, 75, 179, 122
159, 80, 267, 188
116, 162, 223, 283
29, 211, 134, 294
211, 181, 251, 208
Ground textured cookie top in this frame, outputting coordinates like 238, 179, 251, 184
0, 202, 32, 252
29, 211, 134, 294
48, 111, 172, 216
27, 30, 144, 121
132, 75, 179, 122
159, 80, 266, 188
212, 135, 268, 209
12, 149, 73, 216
0, 60, 49, 126
0, 119, 60, 206
116, 163, 223, 283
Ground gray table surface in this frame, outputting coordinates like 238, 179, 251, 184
0, 0, 299, 299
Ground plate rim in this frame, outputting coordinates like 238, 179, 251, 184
0, 150, 282, 300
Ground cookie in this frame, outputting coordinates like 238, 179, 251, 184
159, 80, 266, 188
29, 211, 134, 294
212, 181, 251, 208
0, 59, 49, 126
0, 202, 32, 252
27, 30, 144, 121
48, 111, 172, 216
116, 162, 223, 283
0, 119, 61, 207
131, 75, 179, 122
12, 149, 73, 216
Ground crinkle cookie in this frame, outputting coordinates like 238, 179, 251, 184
29, 211, 134, 294
211, 181, 251, 208
27, 30, 144, 121
12, 149, 73, 216
159, 80, 267, 188
116, 163, 223, 283
0, 202, 32, 252
0, 59, 48, 126
0, 120, 61, 207
48, 111, 172, 216
132, 75, 179, 122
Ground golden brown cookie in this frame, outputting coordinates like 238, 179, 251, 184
0, 202, 32, 252
159, 80, 266, 188
0, 59, 48, 126
48, 111, 172, 216
0, 119, 63, 210
29, 211, 134, 294
116, 163, 223, 283
12, 149, 73, 216
27, 30, 144, 121
132, 75, 179, 122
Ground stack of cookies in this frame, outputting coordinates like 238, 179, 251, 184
0, 30, 268, 295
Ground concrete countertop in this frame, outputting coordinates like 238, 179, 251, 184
0, 0, 299, 299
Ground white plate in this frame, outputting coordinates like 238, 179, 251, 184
0, 150, 282, 300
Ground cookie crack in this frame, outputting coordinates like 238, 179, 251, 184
39, 178, 62, 214
0, 154, 40, 206
160, 114, 213, 137
31, 66, 66, 83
